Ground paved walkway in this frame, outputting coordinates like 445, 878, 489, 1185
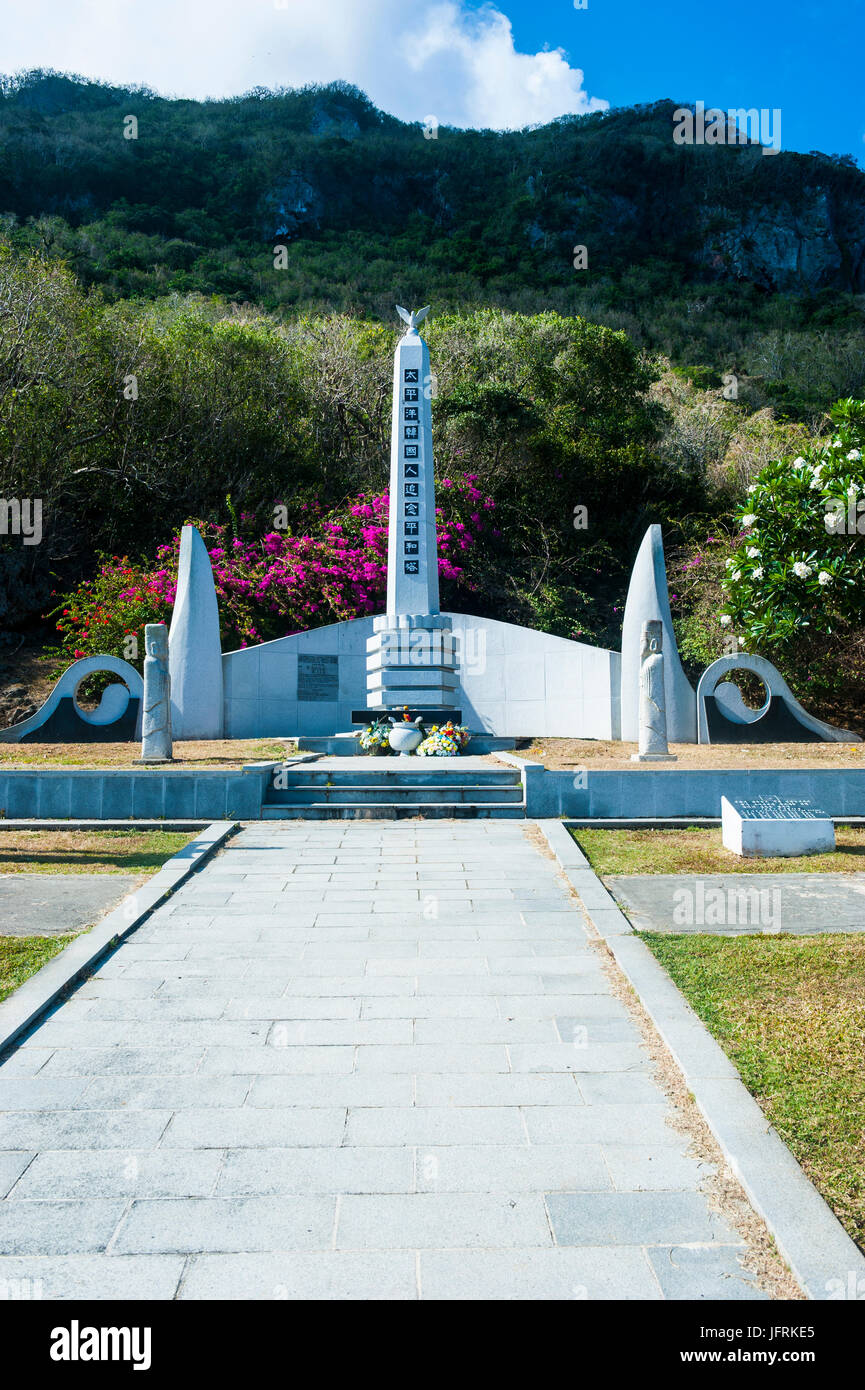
0, 822, 766, 1300
609, 873, 865, 934
0, 874, 140, 936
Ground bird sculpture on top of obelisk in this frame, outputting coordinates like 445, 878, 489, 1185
365, 304, 460, 712
386, 305, 438, 616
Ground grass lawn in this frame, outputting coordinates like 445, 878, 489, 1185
0, 828, 195, 874
0, 933, 78, 1004
0, 738, 291, 768
642, 931, 865, 1245
572, 825, 865, 875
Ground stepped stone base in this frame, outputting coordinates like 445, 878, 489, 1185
263, 756, 525, 819
367, 613, 459, 711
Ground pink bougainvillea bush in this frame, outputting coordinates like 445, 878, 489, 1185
49, 475, 494, 669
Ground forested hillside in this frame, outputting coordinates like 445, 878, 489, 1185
1, 70, 864, 420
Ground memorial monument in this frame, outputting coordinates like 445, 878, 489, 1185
631, 620, 676, 762
365, 306, 460, 715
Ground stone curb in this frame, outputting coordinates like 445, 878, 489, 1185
0, 820, 214, 832
0, 820, 236, 1057
535, 816, 865, 1300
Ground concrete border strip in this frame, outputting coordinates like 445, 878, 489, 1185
0, 820, 236, 1057
536, 816, 865, 1300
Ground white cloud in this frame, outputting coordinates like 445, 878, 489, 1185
2, 0, 607, 129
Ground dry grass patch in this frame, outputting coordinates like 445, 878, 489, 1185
0, 828, 195, 875
525, 738, 865, 770
572, 825, 865, 875
0, 739, 292, 768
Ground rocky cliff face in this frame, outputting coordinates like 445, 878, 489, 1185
698, 188, 865, 291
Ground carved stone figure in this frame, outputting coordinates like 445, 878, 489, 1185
631, 619, 677, 762
141, 623, 172, 762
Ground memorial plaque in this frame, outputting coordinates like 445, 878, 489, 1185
404, 387, 419, 402
404, 560, 419, 574
405, 463, 419, 478
721, 795, 835, 858
404, 407, 418, 421
404, 444, 419, 458
404, 369, 419, 383
404, 521, 418, 536
404, 540, 419, 554
297, 653, 339, 703
405, 502, 419, 516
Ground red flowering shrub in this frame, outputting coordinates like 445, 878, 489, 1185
49, 476, 493, 669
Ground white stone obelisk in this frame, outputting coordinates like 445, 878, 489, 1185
385, 306, 439, 616
168, 525, 224, 739
366, 306, 459, 711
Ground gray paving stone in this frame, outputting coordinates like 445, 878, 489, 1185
0, 1077, 89, 1110
336, 1193, 552, 1249
413, 1073, 582, 1108
40, 1047, 206, 1076
647, 1245, 767, 1300
419, 1247, 661, 1300
265, 1020, 411, 1046
0, 1254, 185, 1301
247, 1074, 413, 1108
200, 1045, 355, 1074
576, 1073, 668, 1105
524, 1104, 683, 1147
0, 1151, 33, 1197
602, 1145, 710, 1192
416, 1144, 610, 1193
547, 1191, 738, 1246
216, 1146, 414, 1195
162, 1107, 346, 1149
11, 1149, 224, 1199
355, 1044, 510, 1073
179, 1250, 417, 1300
509, 1043, 651, 1074
361, 997, 500, 1020
0, 1200, 126, 1254
0, 1109, 171, 1150
76, 1076, 251, 1110
113, 1196, 336, 1254
345, 1106, 526, 1147
413, 1019, 557, 1044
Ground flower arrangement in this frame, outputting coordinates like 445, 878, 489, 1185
416, 721, 471, 757
358, 719, 393, 755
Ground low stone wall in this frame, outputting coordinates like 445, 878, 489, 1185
509, 760, 865, 819
0, 765, 274, 821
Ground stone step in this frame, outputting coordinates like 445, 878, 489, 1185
268, 783, 524, 806
260, 801, 527, 820
272, 769, 521, 788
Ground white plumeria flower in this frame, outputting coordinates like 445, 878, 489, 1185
747, 484, 757, 494
809, 475, 822, 490
818, 571, 832, 586
747, 547, 760, 558
792, 561, 811, 578
731, 569, 742, 581
847, 483, 859, 499
793, 456, 807, 469
741, 513, 757, 528
847, 449, 862, 462
752, 566, 764, 579
719, 615, 732, 626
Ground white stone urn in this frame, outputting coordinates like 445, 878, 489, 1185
388, 721, 423, 756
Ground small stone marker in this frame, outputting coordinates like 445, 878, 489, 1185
721, 794, 835, 858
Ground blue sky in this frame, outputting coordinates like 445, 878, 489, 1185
3, 0, 863, 160
505, 0, 864, 159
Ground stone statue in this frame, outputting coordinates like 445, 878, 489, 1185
396, 305, 430, 333
631, 619, 677, 762
141, 623, 172, 762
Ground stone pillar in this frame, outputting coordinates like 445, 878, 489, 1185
631, 620, 677, 761
367, 306, 460, 711
168, 524, 224, 739
140, 623, 172, 762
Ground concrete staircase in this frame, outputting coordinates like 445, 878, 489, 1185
261, 760, 525, 819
